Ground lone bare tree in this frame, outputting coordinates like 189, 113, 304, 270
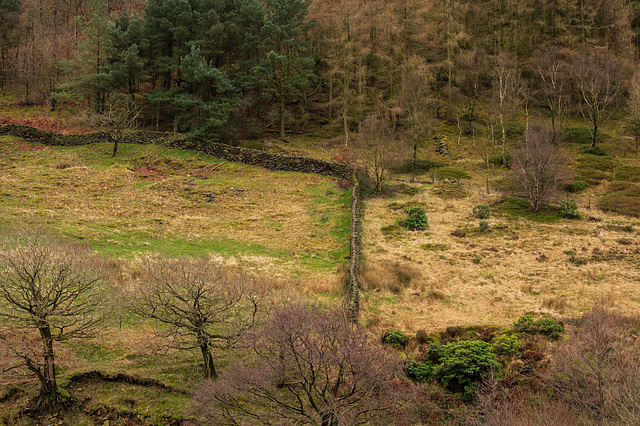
131, 256, 267, 380
0, 230, 106, 410
353, 114, 402, 192
511, 127, 566, 212
572, 48, 628, 147
192, 303, 414, 425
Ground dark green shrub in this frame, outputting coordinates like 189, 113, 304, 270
426, 343, 444, 364
577, 155, 615, 172
434, 167, 469, 180
514, 315, 564, 340
399, 206, 428, 230
534, 317, 564, 339
473, 204, 491, 219
559, 199, 581, 219
435, 340, 500, 398
488, 153, 512, 168
473, 256, 482, 264
478, 221, 490, 233
407, 361, 435, 382
564, 127, 595, 144
492, 333, 520, 356
581, 145, 608, 156
382, 330, 409, 347
392, 159, 446, 174
565, 180, 587, 193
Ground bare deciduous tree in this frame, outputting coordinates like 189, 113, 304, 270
0, 230, 106, 410
493, 51, 524, 165
192, 303, 415, 425
545, 303, 640, 423
625, 72, 640, 152
400, 56, 433, 182
531, 46, 570, 144
131, 256, 267, 380
353, 114, 402, 192
511, 127, 566, 212
572, 48, 629, 147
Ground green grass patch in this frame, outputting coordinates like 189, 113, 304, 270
421, 243, 449, 251
495, 197, 559, 223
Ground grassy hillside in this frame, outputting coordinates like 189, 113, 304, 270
0, 136, 351, 278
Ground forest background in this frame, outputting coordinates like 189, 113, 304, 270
2, 0, 640, 146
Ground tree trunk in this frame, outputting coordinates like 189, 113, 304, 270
112, 139, 118, 157
39, 327, 58, 409
411, 135, 417, 182
200, 343, 217, 380
500, 113, 507, 166
279, 80, 286, 138
592, 119, 598, 147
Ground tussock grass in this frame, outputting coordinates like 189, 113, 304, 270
361, 177, 640, 333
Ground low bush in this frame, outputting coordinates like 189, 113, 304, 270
435, 340, 500, 400
392, 159, 446, 174
473, 204, 491, 219
478, 221, 490, 233
492, 333, 520, 356
488, 153, 512, 168
577, 155, 615, 172
407, 361, 435, 382
514, 315, 564, 340
434, 167, 469, 180
564, 127, 596, 144
559, 199, 581, 219
565, 180, 587, 193
399, 206, 428, 230
382, 330, 409, 347
581, 145, 608, 156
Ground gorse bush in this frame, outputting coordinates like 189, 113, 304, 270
407, 361, 435, 382
435, 340, 500, 401
559, 199, 581, 219
382, 330, 409, 347
514, 315, 564, 340
473, 204, 491, 219
492, 333, 520, 356
399, 206, 428, 230
478, 221, 490, 233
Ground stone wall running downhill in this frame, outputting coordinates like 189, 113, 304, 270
0, 124, 363, 321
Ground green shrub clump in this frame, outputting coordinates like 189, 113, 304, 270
435, 340, 500, 401
478, 221, 490, 233
492, 333, 520, 356
559, 199, 581, 219
407, 361, 435, 382
566, 180, 587, 193
513, 315, 564, 340
382, 330, 409, 347
473, 204, 491, 219
399, 206, 428, 230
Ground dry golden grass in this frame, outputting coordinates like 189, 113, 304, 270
361, 174, 640, 334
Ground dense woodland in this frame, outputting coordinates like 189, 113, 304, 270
1, 0, 640, 144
